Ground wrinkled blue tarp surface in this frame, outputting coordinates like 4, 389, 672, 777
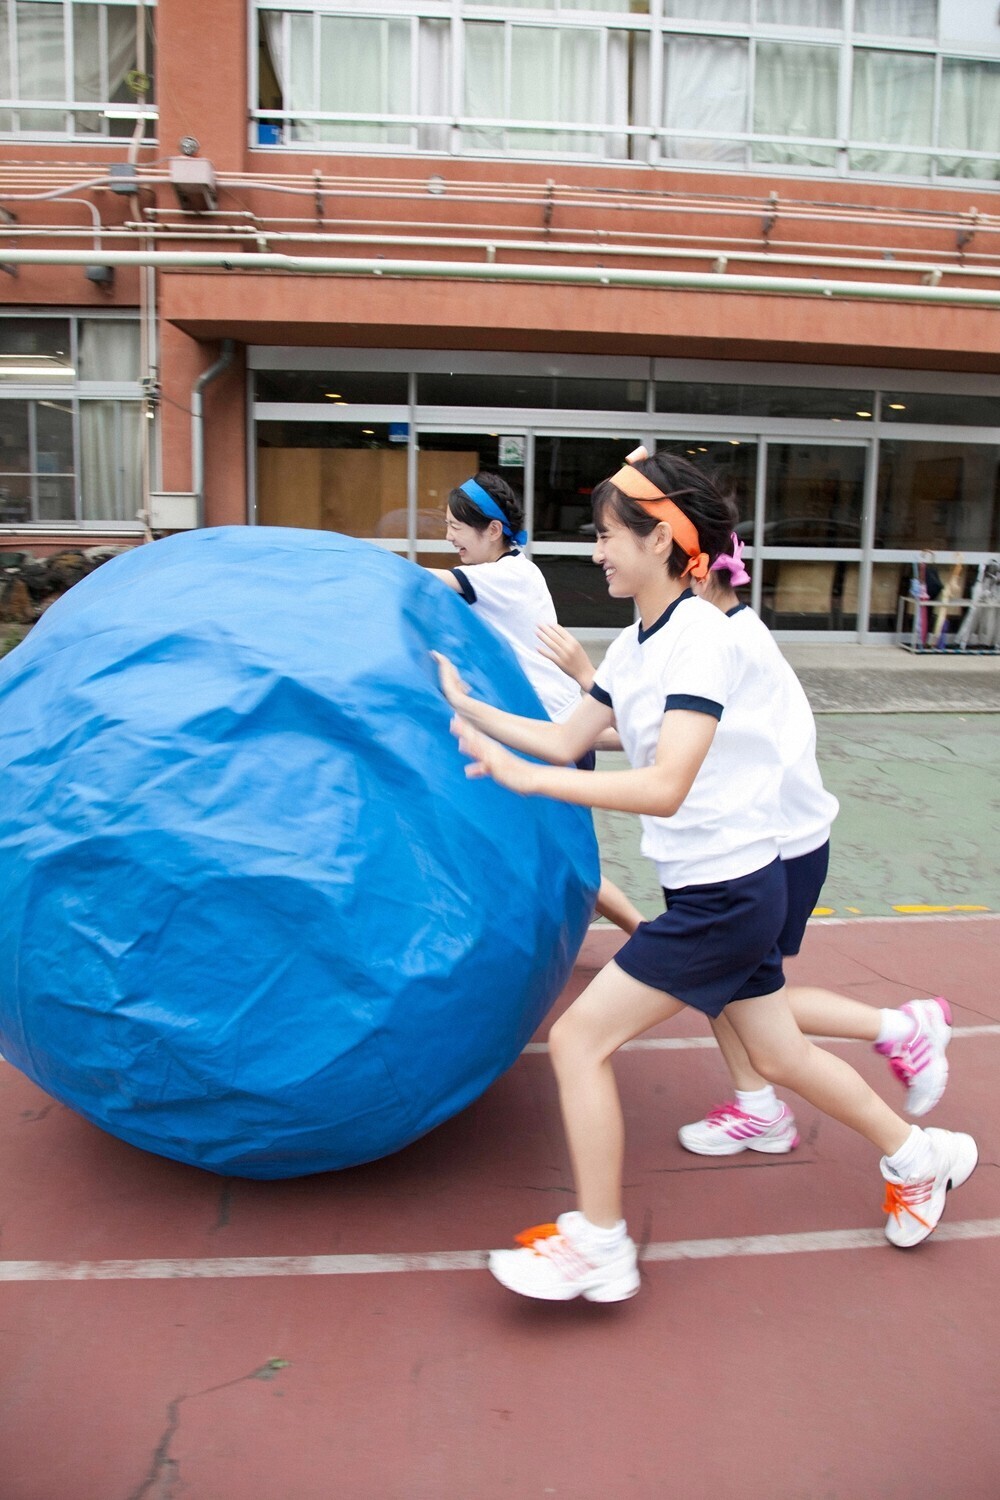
0, 527, 599, 1177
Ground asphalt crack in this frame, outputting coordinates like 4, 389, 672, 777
125, 1361, 290, 1500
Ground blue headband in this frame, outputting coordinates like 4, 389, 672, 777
459, 479, 527, 547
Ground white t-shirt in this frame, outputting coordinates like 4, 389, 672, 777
452, 550, 581, 723
727, 605, 839, 860
591, 591, 784, 889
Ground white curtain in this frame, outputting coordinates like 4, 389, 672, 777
417, 17, 450, 151
850, 48, 934, 175
510, 26, 605, 153
854, 0, 937, 38
753, 41, 838, 166
16, 1, 64, 97
78, 320, 141, 382
463, 22, 505, 152
938, 59, 1000, 181
81, 400, 142, 522
663, 36, 748, 162
318, 15, 411, 146
15, 0, 65, 129
758, 0, 842, 26
664, 0, 749, 20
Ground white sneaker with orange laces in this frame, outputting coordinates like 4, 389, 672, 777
881, 1127, 978, 1248
488, 1213, 640, 1302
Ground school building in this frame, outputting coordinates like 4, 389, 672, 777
1, 0, 999, 638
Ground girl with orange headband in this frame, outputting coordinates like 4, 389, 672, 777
433, 447, 977, 1303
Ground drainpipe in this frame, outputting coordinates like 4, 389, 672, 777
191, 339, 235, 528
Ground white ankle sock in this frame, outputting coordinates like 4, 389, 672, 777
576, 1214, 628, 1252
885, 1125, 933, 1181
876, 1008, 918, 1048
735, 1085, 781, 1121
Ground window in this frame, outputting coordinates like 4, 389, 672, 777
876, 441, 1000, 553
0, 399, 73, 522
850, 49, 935, 176
938, 59, 1000, 181
0, 0, 155, 138
0, 315, 145, 525
464, 21, 637, 158
257, 8, 442, 149
250, 1, 1000, 185
655, 381, 875, 420
753, 42, 839, 168
662, 36, 748, 163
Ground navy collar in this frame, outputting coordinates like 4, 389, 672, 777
638, 588, 694, 644
726, 602, 748, 617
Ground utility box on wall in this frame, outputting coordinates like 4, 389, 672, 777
148, 493, 199, 530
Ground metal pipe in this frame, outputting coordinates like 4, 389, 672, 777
192, 339, 235, 527
3, 246, 1000, 305
0, 164, 994, 236
5, 221, 1000, 278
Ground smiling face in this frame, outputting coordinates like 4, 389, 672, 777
592, 511, 664, 599
445, 508, 506, 565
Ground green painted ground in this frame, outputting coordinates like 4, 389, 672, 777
594, 713, 1000, 921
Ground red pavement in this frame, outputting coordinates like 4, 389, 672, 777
2, 915, 999, 1500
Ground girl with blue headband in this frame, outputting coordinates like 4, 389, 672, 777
428, 471, 644, 936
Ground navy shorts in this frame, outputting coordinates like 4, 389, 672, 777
575, 749, 597, 772
779, 840, 830, 957
612, 858, 787, 1018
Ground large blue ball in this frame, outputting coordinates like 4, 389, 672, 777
0, 528, 598, 1177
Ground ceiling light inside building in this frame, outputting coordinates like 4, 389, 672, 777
888, 403, 906, 410
856, 410, 872, 418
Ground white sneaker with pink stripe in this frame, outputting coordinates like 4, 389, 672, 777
876, 996, 952, 1117
678, 1101, 800, 1157
488, 1213, 640, 1302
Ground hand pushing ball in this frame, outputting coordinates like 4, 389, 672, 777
0, 528, 598, 1178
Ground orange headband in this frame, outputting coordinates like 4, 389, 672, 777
608, 447, 710, 581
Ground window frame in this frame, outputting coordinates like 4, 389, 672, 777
249, 0, 1000, 186
0, 0, 157, 142
0, 311, 148, 530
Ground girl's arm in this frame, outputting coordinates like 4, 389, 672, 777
426, 569, 463, 593
454, 708, 717, 817
433, 652, 613, 765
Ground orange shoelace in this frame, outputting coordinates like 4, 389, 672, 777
514, 1223, 561, 1252
882, 1179, 933, 1230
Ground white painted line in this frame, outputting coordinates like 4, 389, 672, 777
4, 1024, 999, 1069
2, 1217, 998, 1282
523, 1023, 1000, 1054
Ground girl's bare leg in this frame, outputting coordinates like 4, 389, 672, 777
710, 1009, 768, 1092
787, 986, 881, 1041
725, 989, 909, 1156
548, 961, 685, 1227
708, 985, 883, 1094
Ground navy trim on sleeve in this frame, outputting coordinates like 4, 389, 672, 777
664, 693, 723, 720
589, 683, 614, 708
451, 568, 477, 604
